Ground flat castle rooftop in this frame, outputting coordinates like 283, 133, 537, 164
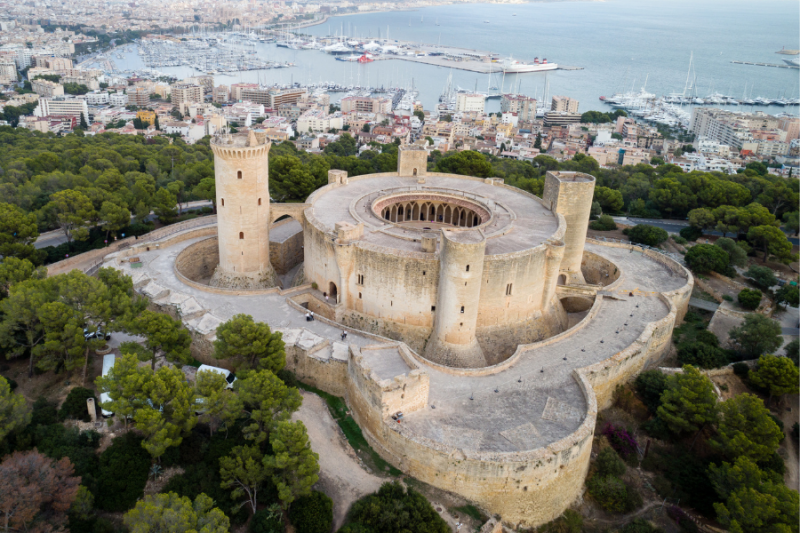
307, 174, 559, 256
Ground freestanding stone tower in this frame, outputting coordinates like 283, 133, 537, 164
209, 130, 278, 289
397, 144, 428, 177
542, 171, 596, 284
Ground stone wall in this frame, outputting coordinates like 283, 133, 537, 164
269, 218, 304, 275
175, 237, 219, 282
581, 250, 621, 286
345, 367, 596, 529
581, 293, 677, 409
284, 340, 348, 397
49, 216, 217, 276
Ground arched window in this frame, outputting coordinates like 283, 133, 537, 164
466, 265, 470, 272
237, 170, 242, 179
239, 232, 244, 239
258, 198, 262, 205
413, 168, 418, 176
221, 198, 224, 206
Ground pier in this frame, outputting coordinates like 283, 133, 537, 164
731, 60, 797, 69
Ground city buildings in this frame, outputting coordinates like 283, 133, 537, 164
455, 93, 485, 114
34, 96, 89, 123
171, 84, 204, 106
501, 94, 537, 121
341, 95, 392, 114
128, 87, 151, 107
31, 79, 65, 97
551, 95, 579, 113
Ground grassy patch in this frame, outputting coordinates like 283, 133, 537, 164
450, 504, 484, 521
294, 377, 402, 477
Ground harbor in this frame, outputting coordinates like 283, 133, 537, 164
732, 60, 799, 70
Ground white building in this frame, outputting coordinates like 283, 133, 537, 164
164, 121, 190, 136
35, 96, 89, 123
455, 93, 485, 114
297, 108, 344, 133
0, 61, 17, 82
86, 92, 110, 105
110, 92, 128, 106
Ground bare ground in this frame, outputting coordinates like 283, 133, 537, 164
292, 391, 383, 529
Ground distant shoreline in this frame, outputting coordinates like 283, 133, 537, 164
293, 0, 604, 31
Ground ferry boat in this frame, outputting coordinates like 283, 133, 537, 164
501, 57, 557, 73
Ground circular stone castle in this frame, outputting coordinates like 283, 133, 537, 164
107, 132, 693, 527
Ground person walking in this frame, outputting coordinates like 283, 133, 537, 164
341, 330, 347, 341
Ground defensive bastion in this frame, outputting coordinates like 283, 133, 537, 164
102, 134, 692, 527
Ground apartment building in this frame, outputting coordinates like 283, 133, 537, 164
500, 94, 537, 121
136, 110, 156, 125
31, 79, 65, 97
110, 92, 128, 106
551, 95, 579, 113
297, 108, 343, 132
340, 95, 392, 114
213, 85, 230, 104
171, 84, 204, 106
455, 93, 485, 114
85, 91, 110, 105
0, 61, 17, 82
128, 87, 151, 107
543, 112, 582, 127
32, 56, 73, 70
35, 96, 89, 123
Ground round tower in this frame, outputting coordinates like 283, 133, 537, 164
542, 171, 596, 284
209, 131, 277, 289
424, 230, 487, 368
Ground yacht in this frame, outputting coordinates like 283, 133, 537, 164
501, 57, 557, 73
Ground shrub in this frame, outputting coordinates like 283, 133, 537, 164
677, 342, 728, 369
289, 491, 333, 533
722, 294, 733, 302
602, 424, 639, 459
612, 385, 649, 421
628, 224, 668, 246
587, 475, 642, 513
685, 244, 729, 274
715, 238, 748, 267
744, 265, 777, 290
679, 226, 703, 242
732, 362, 750, 377
58, 387, 97, 422
783, 339, 799, 367
250, 507, 284, 533
737, 288, 762, 310
595, 447, 626, 478
344, 482, 449, 533
1, 375, 17, 391
590, 215, 617, 231
673, 236, 687, 245
539, 510, 583, 533
30, 396, 59, 426
758, 452, 786, 476
94, 432, 151, 512
776, 285, 800, 307
634, 370, 668, 415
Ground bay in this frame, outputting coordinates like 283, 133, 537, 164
116, 0, 800, 114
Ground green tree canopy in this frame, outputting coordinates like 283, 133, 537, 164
0, 202, 40, 261
710, 393, 783, 462
685, 243, 730, 275
45, 189, 95, 243
235, 370, 301, 444
714, 238, 748, 268
130, 310, 192, 370
657, 365, 717, 435
627, 224, 668, 247
729, 315, 782, 359
214, 314, 285, 373
123, 492, 230, 533
265, 420, 320, 509
219, 445, 267, 515
0, 376, 31, 443
747, 225, 795, 263
433, 150, 492, 178
748, 354, 799, 403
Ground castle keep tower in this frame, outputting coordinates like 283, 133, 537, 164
542, 171, 596, 284
397, 144, 428, 177
209, 131, 277, 289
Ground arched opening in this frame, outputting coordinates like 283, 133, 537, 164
329, 282, 338, 302
237, 170, 242, 179
557, 274, 566, 285
413, 168, 418, 176
239, 232, 244, 239
221, 198, 224, 206
258, 198, 262, 205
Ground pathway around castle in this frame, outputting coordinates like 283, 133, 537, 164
293, 391, 383, 529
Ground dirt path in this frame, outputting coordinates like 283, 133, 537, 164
777, 394, 799, 491
293, 391, 383, 529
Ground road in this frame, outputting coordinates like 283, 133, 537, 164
612, 217, 800, 245
34, 200, 212, 249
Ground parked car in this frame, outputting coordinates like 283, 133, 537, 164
84, 327, 111, 341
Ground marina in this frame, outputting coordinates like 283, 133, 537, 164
732, 60, 799, 69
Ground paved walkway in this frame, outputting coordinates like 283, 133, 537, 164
110, 236, 689, 456
689, 297, 720, 312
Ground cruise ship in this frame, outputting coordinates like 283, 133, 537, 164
501, 57, 558, 73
